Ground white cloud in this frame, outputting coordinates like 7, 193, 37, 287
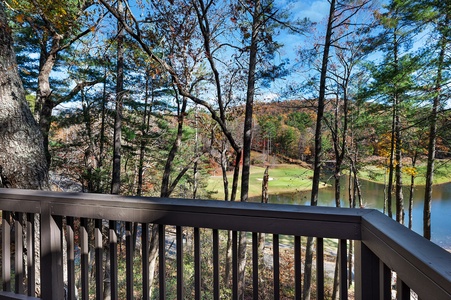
258, 92, 280, 102
289, 0, 330, 23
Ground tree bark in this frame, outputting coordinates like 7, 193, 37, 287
304, 0, 335, 299
424, 16, 447, 240
35, 42, 59, 167
0, 4, 50, 191
237, 0, 262, 297
1, 5, 50, 297
395, 107, 404, 224
408, 154, 417, 230
105, 2, 125, 298
110, 0, 124, 195
137, 74, 152, 197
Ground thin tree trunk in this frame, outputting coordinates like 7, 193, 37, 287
137, 75, 152, 196
147, 224, 159, 299
387, 111, 395, 218
304, 0, 335, 298
424, 17, 447, 239
225, 150, 241, 285
160, 95, 187, 197
238, 0, 262, 296
97, 64, 108, 193
331, 247, 340, 300
408, 154, 417, 230
193, 106, 199, 199
35, 40, 61, 167
105, 2, 125, 298
110, 0, 124, 196
258, 166, 269, 251
395, 99, 404, 224
81, 89, 96, 192
220, 141, 229, 202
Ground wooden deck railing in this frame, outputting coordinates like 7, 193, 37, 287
0, 189, 450, 299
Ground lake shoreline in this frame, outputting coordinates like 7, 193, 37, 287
206, 161, 451, 200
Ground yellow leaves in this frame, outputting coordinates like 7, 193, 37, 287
8, 0, 81, 33
376, 132, 395, 159
403, 166, 418, 177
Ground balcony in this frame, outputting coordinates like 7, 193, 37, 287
0, 189, 450, 300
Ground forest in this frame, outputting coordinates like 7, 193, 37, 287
0, 0, 450, 298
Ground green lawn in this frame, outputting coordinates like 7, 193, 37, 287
358, 159, 451, 185
207, 159, 451, 200
206, 164, 314, 200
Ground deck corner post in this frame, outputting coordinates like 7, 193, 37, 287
40, 202, 64, 300
354, 241, 380, 300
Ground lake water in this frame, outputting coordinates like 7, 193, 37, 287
250, 177, 451, 251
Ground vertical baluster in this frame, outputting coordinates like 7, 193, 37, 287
252, 232, 258, 300
273, 234, 280, 300
26, 213, 35, 296
176, 226, 184, 299
354, 240, 380, 300
109, 220, 118, 300
66, 217, 75, 300
95, 219, 103, 300
396, 276, 410, 300
40, 207, 63, 300
15, 213, 24, 294
294, 236, 301, 300
232, 231, 238, 299
142, 223, 150, 300
126, 222, 133, 300
194, 227, 201, 300
80, 218, 89, 300
158, 225, 166, 300
212, 229, 219, 300
339, 239, 347, 300
2, 211, 11, 291
379, 261, 391, 299
316, 238, 324, 299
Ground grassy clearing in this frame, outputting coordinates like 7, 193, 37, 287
207, 159, 451, 200
358, 159, 451, 185
206, 164, 314, 200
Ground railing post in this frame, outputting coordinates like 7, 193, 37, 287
14, 212, 24, 294
40, 203, 64, 300
2, 211, 11, 292
354, 241, 379, 300
27, 213, 36, 297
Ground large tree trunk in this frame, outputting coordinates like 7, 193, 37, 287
1, 5, 50, 297
0, 4, 50, 190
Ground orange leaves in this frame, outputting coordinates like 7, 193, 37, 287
15, 14, 25, 23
